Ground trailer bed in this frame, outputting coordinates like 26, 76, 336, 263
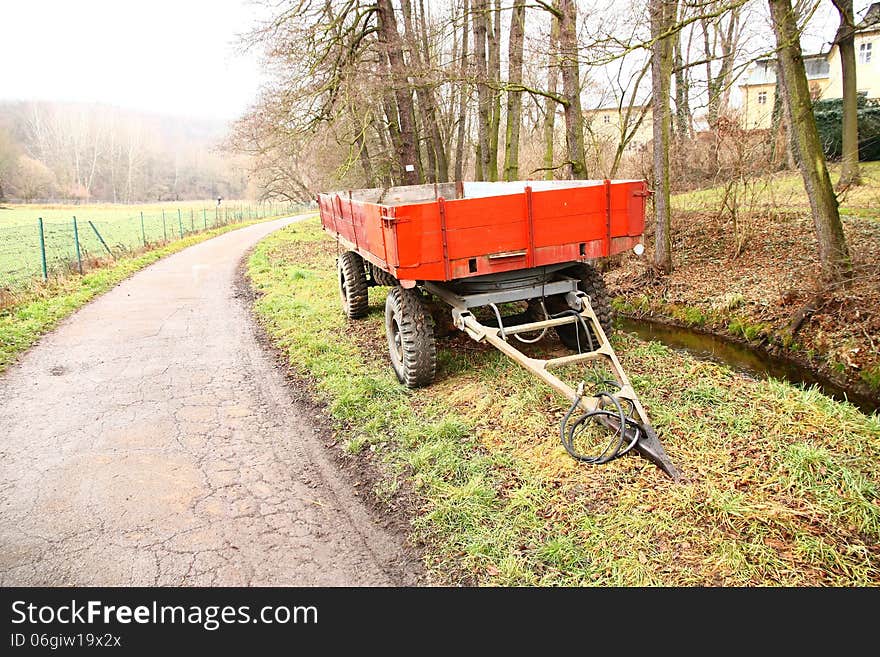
318, 179, 649, 283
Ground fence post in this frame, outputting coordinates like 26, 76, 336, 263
203, 208, 207, 230
38, 218, 48, 281
162, 209, 167, 241
72, 216, 83, 274
190, 208, 194, 231
140, 211, 146, 246
88, 220, 114, 259
178, 208, 184, 237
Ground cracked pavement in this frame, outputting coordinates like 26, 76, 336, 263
0, 216, 420, 586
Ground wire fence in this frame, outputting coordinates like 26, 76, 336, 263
0, 201, 313, 291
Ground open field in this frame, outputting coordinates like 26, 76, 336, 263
673, 161, 880, 220
0, 211, 315, 373
248, 219, 879, 586
0, 200, 297, 288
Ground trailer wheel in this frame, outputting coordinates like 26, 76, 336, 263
550, 263, 613, 350
369, 262, 398, 287
385, 287, 436, 388
338, 251, 369, 319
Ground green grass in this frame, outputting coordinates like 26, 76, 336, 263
248, 218, 880, 586
673, 161, 880, 220
0, 215, 304, 373
0, 199, 299, 288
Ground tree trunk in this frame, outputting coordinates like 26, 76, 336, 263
353, 123, 375, 187
701, 17, 716, 126
485, 0, 501, 181
673, 11, 691, 179
651, 0, 676, 273
473, 0, 491, 181
542, 12, 560, 180
833, 0, 861, 188
503, 0, 526, 181
454, 0, 470, 181
377, 0, 419, 185
673, 16, 691, 141
418, 0, 449, 182
382, 91, 405, 184
769, 0, 852, 282
558, 0, 586, 179
401, 0, 448, 183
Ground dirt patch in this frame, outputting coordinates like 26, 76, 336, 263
606, 209, 880, 408
235, 251, 428, 585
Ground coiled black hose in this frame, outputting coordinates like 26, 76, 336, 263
559, 385, 644, 465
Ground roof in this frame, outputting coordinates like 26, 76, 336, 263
743, 59, 776, 86
584, 104, 648, 114
741, 52, 830, 87
857, 2, 880, 32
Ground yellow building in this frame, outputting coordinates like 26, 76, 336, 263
825, 3, 880, 99
739, 2, 880, 130
584, 105, 653, 150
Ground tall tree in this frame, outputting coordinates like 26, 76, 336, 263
401, 0, 449, 182
487, 0, 502, 180
673, 5, 692, 144
650, 0, 676, 273
473, 0, 492, 180
701, 4, 743, 125
768, 0, 852, 282
832, 0, 861, 188
558, 0, 586, 179
542, 11, 561, 180
503, 0, 526, 181
453, 0, 471, 181
377, 0, 420, 185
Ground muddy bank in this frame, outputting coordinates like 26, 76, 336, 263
616, 315, 879, 415
605, 209, 880, 411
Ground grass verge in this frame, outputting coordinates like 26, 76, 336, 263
249, 218, 880, 586
0, 215, 295, 372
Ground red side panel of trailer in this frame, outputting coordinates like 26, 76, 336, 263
318, 180, 648, 283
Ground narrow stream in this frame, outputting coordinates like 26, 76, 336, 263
616, 316, 879, 416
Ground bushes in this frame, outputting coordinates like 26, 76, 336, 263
813, 95, 880, 162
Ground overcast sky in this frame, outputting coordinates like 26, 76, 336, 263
0, 1, 876, 123
1, 0, 270, 122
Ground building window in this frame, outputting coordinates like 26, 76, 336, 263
757, 91, 767, 105
603, 114, 611, 124
859, 42, 872, 64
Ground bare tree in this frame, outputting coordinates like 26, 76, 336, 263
377, 0, 421, 185
701, 3, 744, 125
473, 0, 493, 180
487, 0, 502, 180
558, 0, 586, 179
541, 10, 561, 180
0, 127, 19, 201
768, 0, 852, 282
651, 0, 677, 273
453, 0, 471, 181
503, 0, 526, 180
831, 0, 861, 188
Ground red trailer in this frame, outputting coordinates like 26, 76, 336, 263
318, 180, 678, 479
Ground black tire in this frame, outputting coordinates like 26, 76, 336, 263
338, 251, 369, 319
385, 286, 436, 388
369, 262, 398, 287
550, 263, 613, 350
